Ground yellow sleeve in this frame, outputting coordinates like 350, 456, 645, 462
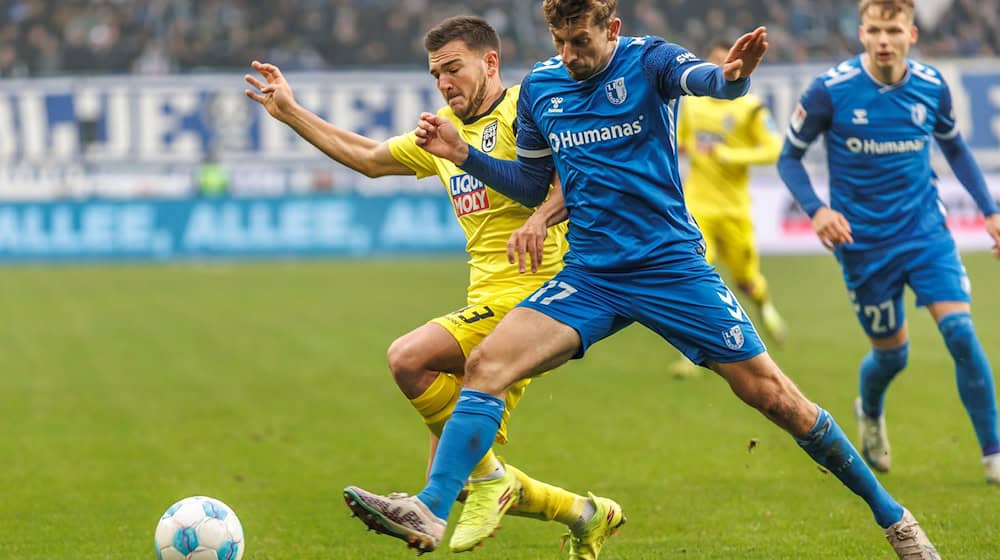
387, 131, 439, 179
713, 105, 783, 166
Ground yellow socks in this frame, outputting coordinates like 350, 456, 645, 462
507, 464, 587, 525
409, 373, 461, 437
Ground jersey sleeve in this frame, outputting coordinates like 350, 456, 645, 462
933, 78, 960, 141
387, 128, 438, 179
513, 72, 551, 159
784, 77, 833, 153
641, 39, 749, 101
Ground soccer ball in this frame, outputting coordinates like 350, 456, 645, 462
154, 496, 245, 560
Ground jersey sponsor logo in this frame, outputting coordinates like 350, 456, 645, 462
845, 136, 926, 155
548, 97, 565, 113
722, 325, 745, 350
605, 77, 628, 105
449, 173, 491, 217
852, 109, 869, 125
481, 120, 498, 153
790, 103, 807, 132
547, 115, 645, 153
675, 51, 697, 64
911, 103, 927, 126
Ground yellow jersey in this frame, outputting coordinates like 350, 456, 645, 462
678, 94, 782, 217
388, 86, 568, 303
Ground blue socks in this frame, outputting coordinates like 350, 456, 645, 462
939, 312, 1000, 457
796, 407, 904, 528
417, 389, 505, 519
859, 343, 909, 418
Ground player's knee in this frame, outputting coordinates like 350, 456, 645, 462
871, 342, 909, 373
464, 345, 508, 394
938, 312, 977, 360
386, 336, 424, 379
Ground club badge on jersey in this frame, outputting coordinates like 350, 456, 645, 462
605, 77, 628, 105
481, 120, 498, 152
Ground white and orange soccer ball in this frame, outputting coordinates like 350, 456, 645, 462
154, 496, 245, 560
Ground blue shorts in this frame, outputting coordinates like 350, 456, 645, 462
516, 259, 766, 365
837, 238, 971, 339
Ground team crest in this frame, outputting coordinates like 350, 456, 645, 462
605, 77, 627, 105
722, 325, 745, 350
911, 103, 926, 126
722, 114, 735, 132
481, 120, 498, 152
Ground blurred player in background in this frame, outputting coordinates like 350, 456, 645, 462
343, 1, 940, 557
672, 39, 786, 377
245, 15, 623, 555
778, 0, 1000, 484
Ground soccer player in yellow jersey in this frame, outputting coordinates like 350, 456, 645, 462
245, 15, 624, 557
675, 40, 787, 375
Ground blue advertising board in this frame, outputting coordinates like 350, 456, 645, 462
0, 194, 466, 262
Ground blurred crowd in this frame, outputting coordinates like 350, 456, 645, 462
1, 0, 998, 77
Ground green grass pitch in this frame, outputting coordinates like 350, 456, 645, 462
0, 253, 997, 559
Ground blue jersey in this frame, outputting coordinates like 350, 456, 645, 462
514, 36, 748, 271
786, 56, 959, 251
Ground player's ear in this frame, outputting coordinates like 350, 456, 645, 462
909, 24, 918, 46
483, 50, 500, 76
607, 18, 621, 41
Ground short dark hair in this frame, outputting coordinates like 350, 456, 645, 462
542, 0, 617, 30
859, 0, 915, 20
423, 16, 501, 54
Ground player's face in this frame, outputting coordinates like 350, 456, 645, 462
550, 17, 622, 81
428, 40, 497, 120
858, 9, 917, 74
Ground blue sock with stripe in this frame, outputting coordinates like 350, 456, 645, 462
859, 343, 909, 418
796, 407, 904, 528
417, 389, 505, 519
939, 312, 1000, 456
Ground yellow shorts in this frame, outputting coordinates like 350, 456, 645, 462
698, 213, 762, 285
430, 297, 530, 444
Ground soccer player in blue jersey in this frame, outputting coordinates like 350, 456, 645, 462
777, 0, 1000, 486
342, 1, 939, 557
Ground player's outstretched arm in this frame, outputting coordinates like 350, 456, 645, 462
244, 60, 411, 178
415, 112, 552, 207
722, 27, 768, 81
507, 176, 567, 273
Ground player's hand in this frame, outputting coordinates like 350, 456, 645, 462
811, 206, 853, 250
244, 60, 298, 121
985, 213, 1000, 260
723, 27, 768, 81
415, 113, 469, 165
507, 214, 548, 273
